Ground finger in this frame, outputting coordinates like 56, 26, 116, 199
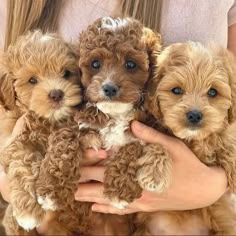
81, 149, 107, 165
79, 166, 105, 183
91, 204, 139, 215
131, 120, 175, 148
75, 183, 104, 200
0, 169, 10, 202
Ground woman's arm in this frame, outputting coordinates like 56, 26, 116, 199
75, 121, 228, 215
228, 23, 236, 55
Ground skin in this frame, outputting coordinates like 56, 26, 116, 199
228, 23, 236, 56
0, 24, 234, 233
75, 121, 228, 215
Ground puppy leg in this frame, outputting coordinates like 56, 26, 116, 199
203, 194, 236, 235
136, 144, 171, 193
3, 205, 38, 236
2, 139, 46, 231
103, 142, 143, 208
36, 126, 82, 211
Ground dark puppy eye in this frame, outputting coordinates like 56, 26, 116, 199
91, 60, 101, 70
171, 87, 183, 95
208, 88, 218, 97
28, 77, 38, 84
63, 70, 71, 79
125, 60, 137, 70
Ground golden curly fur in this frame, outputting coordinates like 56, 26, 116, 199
75, 17, 162, 235
0, 31, 85, 235
136, 42, 236, 235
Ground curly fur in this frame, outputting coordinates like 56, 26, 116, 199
137, 42, 236, 235
0, 31, 84, 235
75, 17, 162, 234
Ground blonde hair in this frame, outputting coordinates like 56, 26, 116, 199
4, 0, 162, 50
4, 0, 62, 50
120, 0, 163, 31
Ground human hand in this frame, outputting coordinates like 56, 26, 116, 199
74, 120, 228, 215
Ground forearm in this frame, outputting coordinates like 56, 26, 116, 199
228, 23, 236, 56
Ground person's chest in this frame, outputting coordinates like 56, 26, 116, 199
58, 0, 118, 41
160, 0, 235, 46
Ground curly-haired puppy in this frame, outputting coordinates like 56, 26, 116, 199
76, 16, 161, 208
136, 42, 236, 235
0, 31, 83, 235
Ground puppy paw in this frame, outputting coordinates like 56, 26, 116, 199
37, 195, 57, 211
109, 198, 129, 209
136, 144, 172, 193
15, 214, 39, 231
137, 172, 168, 192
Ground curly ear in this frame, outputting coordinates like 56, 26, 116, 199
0, 70, 15, 111
142, 27, 162, 68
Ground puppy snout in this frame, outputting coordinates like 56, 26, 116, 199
49, 89, 64, 102
102, 84, 119, 98
186, 110, 203, 124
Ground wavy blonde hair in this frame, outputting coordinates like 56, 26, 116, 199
120, 0, 163, 31
4, 0, 162, 50
4, 0, 62, 50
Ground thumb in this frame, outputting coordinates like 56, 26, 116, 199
131, 120, 174, 148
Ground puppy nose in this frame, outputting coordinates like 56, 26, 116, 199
49, 89, 64, 102
186, 110, 203, 124
102, 84, 119, 98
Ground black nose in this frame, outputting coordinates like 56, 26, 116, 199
186, 110, 203, 124
49, 89, 64, 102
102, 84, 119, 98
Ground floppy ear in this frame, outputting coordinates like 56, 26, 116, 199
142, 27, 162, 69
0, 70, 15, 111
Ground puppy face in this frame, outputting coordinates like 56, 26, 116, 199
1, 31, 82, 121
79, 17, 161, 114
147, 42, 236, 140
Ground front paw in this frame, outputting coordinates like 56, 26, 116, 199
15, 214, 39, 231
37, 195, 57, 211
136, 168, 169, 192
103, 179, 142, 208
108, 197, 129, 209
136, 144, 172, 193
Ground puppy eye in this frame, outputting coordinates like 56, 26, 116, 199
63, 70, 71, 79
171, 87, 183, 95
91, 60, 101, 70
125, 60, 137, 70
208, 88, 218, 97
63, 70, 72, 79
28, 77, 38, 85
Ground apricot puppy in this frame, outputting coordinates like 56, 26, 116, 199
137, 42, 236, 235
0, 31, 83, 235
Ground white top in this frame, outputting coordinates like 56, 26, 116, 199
0, 0, 236, 48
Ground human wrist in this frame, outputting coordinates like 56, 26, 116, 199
206, 166, 228, 204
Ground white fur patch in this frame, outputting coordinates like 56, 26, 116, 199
40, 35, 54, 42
176, 128, 201, 139
99, 111, 136, 150
16, 215, 39, 231
37, 196, 57, 211
97, 101, 133, 115
101, 17, 128, 31
110, 198, 129, 209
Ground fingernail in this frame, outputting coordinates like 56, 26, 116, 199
98, 150, 107, 159
132, 120, 144, 132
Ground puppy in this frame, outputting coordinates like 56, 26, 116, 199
0, 31, 84, 235
136, 42, 236, 235
75, 17, 161, 234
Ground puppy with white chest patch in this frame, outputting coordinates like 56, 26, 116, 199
135, 42, 236, 235
76, 17, 162, 209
